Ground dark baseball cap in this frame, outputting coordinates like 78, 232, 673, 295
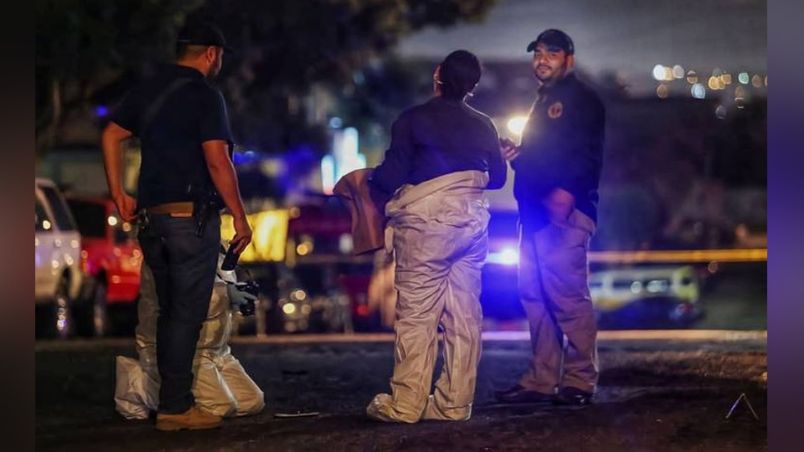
526, 29, 574, 55
177, 21, 234, 52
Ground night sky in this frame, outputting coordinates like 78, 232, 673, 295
398, 0, 766, 94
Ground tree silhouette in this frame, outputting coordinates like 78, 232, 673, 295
36, 0, 499, 154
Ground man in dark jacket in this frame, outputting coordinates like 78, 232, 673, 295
496, 29, 605, 406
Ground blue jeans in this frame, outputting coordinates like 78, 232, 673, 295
138, 213, 220, 414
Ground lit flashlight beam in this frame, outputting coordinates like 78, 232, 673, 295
506, 116, 529, 136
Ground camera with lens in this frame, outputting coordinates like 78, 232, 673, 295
227, 280, 259, 316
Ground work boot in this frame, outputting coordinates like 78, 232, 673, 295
494, 384, 555, 404
553, 386, 594, 406
155, 405, 223, 431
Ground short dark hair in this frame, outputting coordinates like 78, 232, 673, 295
439, 50, 482, 100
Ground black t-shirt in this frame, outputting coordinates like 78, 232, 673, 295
513, 73, 605, 231
369, 96, 507, 196
110, 64, 234, 209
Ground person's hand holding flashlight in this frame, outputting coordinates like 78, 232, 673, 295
500, 137, 520, 162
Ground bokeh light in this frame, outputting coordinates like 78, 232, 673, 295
652, 64, 666, 81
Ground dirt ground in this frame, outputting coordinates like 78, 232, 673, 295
35, 333, 767, 451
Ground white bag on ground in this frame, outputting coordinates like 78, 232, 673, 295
114, 356, 159, 420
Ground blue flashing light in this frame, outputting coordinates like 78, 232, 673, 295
233, 150, 261, 166
487, 246, 519, 266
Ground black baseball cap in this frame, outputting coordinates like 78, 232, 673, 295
526, 29, 574, 55
177, 21, 234, 52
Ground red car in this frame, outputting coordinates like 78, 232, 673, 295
285, 199, 378, 332
66, 195, 142, 336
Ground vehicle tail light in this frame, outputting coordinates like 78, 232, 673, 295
80, 250, 89, 273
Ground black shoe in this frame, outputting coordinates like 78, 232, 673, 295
553, 387, 594, 406
494, 385, 555, 404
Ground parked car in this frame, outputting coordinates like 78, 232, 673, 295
35, 178, 82, 338
224, 197, 374, 334
589, 265, 703, 329
65, 195, 142, 336
282, 198, 373, 332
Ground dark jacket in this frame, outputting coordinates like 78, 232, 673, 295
513, 73, 605, 231
369, 96, 507, 196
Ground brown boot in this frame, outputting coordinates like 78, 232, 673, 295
155, 405, 223, 431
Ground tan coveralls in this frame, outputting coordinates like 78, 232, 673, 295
367, 170, 489, 423
114, 262, 265, 419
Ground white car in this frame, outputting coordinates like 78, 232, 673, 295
35, 178, 82, 338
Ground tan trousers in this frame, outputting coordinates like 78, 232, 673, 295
518, 208, 599, 394
368, 171, 489, 423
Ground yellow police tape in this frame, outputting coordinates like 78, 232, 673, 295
588, 248, 767, 264
220, 207, 766, 266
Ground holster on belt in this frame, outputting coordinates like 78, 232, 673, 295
193, 198, 212, 237
188, 183, 225, 237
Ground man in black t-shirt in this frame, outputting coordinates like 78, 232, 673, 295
101, 21, 251, 431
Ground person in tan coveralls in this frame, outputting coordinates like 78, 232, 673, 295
114, 249, 265, 420
365, 50, 506, 423
496, 29, 606, 406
